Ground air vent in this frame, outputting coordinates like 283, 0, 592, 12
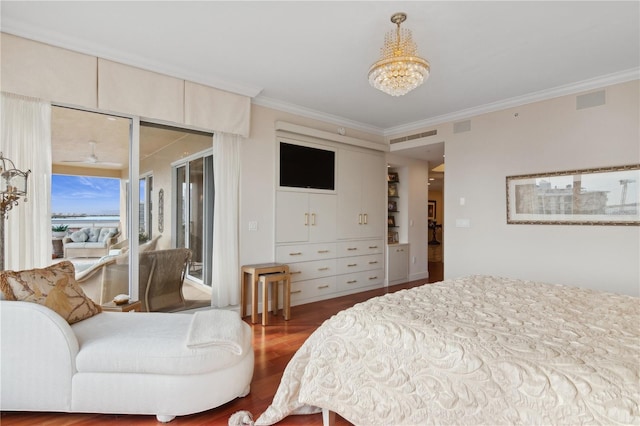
390, 129, 437, 144
453, 120, 471, 134
576, 90, 605, 110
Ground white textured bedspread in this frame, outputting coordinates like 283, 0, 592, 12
255, 275, 640, 425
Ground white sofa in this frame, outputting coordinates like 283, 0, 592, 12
63, 227, 120, 258
0, 301, 254, 422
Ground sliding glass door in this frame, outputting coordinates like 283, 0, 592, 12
175, 153, 214, 286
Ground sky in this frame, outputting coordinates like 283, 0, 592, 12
51, 175, 120, 215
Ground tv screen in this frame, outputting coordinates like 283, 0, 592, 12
279, 142, 335, 190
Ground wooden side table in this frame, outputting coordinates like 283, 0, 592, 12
101, 300, 142, 312
52, 238, 64, 259
240, 263, 289, 323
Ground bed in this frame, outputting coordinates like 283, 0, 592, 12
251, 275, 639, 425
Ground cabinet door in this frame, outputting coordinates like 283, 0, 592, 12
276, 191, 310, 243
337, 149, 366, 239
359, 152, 385, 238
308, 193, 337, 242
387, 244, 409, 283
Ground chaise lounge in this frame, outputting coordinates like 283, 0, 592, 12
0, 262, 254, 422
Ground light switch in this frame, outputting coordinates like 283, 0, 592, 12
459, 197, 466, 206
248, 221, 258, 231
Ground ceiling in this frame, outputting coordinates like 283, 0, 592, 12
3, 1, 639, 190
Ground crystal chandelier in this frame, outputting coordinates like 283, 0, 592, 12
368, 13, 430, 97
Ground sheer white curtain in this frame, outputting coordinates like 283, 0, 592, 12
1, 92, 52, 270
211, 131, 240, 307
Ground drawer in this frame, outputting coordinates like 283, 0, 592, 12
276, 242, 337, 263
290, 276, 336, 304
288, 259, 337, 282
337, 254, 383, 275
336, 269, 384, 292
337, 239, 384, 257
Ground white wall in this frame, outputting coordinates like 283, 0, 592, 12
439, 80, 639, 295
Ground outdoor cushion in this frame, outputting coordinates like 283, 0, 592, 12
70, 230, 89, 242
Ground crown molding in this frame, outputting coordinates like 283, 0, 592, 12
1, 24, 263, 98
383, 68, 640, 137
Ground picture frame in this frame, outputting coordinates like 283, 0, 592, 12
387, 230, 399, 244
506, 164, 640, 225
388, 200, 397, 212
388, 183, 398, 197
388, 216, 396, 227
387, 172, 399, 182
428, 200, 436, 221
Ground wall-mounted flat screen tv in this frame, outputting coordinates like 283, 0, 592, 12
279, 142, 335, 190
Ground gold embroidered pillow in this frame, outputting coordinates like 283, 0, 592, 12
0, 261, 101, 324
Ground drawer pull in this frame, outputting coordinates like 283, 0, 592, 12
369, 276, 378, 280
347, 263, 357, 267
318, 267, 329, 271
290, 271, 302, 275
291, 290, 302, 294
347, 247, 358, 251
347, 280, 357, 284
289, 252, 303, 256
368, 245, 378, 249
317, 285, 330, 289
317, 250, 330, 254
368, 261, 378, 264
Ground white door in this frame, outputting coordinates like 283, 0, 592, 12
276, 191, 310, 243
359, 151, 385, 239
308, 193, 337, 242
337, 149, 364, 239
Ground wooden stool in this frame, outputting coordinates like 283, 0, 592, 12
257, 272, 291, 326
240, 263, 289, 322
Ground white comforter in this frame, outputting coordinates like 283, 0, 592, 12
255, 275, 639, 425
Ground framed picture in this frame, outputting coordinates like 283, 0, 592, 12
506, 164, 640, 225
388, 183, 398, 197
388, 200, 397, 211
388, 216, 396, 227
428, 200, 436, 221
387, 230, 399, 244
387, 172, 399, 182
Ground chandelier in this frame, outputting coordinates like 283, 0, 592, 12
368, 12, 430, 97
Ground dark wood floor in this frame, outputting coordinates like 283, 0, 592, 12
2, 263, 444, 426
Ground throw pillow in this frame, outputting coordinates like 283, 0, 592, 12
0, 261, 102, 324
70, 229, 89, 242
98, 228, 117, 242
88, 227, 101, 242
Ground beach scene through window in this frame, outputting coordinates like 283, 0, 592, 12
51, 174, 121, 229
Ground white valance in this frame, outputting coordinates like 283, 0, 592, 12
185, 82, 251, 138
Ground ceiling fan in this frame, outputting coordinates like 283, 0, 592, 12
62, 141, 122, 167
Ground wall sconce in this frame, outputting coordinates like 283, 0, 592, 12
0, 152, 31, 270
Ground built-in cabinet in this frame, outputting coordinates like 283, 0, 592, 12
275, 191, 336, 243
275, 140, 386, 306
387, 243, 409, 285
337, 149, 385, 240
